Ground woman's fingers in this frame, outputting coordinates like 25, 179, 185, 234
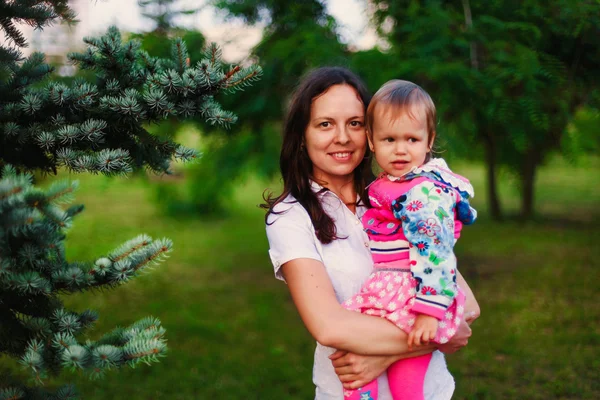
334, 364, 362, 376
331, 352, 354, 368
337, 372, 360, 383
329, 349, 347, 361
342, 379, 367, 390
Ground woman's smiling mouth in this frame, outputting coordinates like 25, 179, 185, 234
330, 151, 352, 161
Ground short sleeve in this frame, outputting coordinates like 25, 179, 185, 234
266, 202, 323, 282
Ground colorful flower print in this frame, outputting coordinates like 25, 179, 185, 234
406, 200, 423, 212
391, 200, 402, 213
359, 390, 374, 400
418, 218, 441, 237
391, 194, 408, 213
412, 275, 423, 291
421, 286, 437, 295
434, 183, 451, 193
415, 241, 429, 254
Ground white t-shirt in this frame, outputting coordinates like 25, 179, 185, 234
266, 184, 455, 400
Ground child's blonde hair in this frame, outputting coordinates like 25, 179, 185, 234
366, 80, 437, 154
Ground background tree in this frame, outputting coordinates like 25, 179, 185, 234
134, 0, 205, 72
361, 0, 600, 220
138, 0, 199, 34
0, 0, 260, 398
160, 0, 350, 214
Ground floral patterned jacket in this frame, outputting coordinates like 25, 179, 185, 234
362, 158, 477, 320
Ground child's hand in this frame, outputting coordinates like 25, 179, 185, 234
408, 314, 439, 350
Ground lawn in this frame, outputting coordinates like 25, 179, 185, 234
1, 156, 599, 399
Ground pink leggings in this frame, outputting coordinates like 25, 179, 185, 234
344, 353, 432, 400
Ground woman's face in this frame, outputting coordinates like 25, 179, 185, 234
304, 84, 367, 186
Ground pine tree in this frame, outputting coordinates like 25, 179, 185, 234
0, 1, 261, 398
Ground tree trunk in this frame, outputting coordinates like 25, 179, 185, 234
463, 0, 502, 219
520, 148, 539, 220
483, 133, 503, 220
462, 0, 479, 70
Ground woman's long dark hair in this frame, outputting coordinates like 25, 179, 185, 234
262, 67, 373, 244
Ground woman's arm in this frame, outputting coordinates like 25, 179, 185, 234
330, 270, 481, 387
282, 258, 425, 356
437, 271, 479, 354
329, 347, 435, 390
456, 270, 480, 324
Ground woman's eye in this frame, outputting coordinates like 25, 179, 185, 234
349, 121, 363, 127
320, 121, 331, 128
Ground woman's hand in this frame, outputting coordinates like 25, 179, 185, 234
437, 317, 471, 354
329, 350, 397, 390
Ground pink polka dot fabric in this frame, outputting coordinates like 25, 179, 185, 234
343, 268, 466, 344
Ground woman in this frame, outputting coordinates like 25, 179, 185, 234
263, 67, 480, 399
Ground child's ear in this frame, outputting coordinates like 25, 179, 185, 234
428, 133, 436, 151
367, 132, 375, 152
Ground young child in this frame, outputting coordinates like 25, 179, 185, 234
343, 80, 477, 400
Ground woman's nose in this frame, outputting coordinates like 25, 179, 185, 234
334, 126, 351, 144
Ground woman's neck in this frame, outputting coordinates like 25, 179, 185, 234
312, 175, 357, 210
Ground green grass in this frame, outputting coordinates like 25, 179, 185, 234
1, 157, 599, 399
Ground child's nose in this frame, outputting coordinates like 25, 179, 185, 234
395, 142, 407, 154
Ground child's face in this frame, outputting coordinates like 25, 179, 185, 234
369, 104, 432, 177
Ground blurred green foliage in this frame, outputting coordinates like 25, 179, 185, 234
213, 0, 348, 125
147, 0, 350, 213
206, 0, 599, 220
131, 0, 599, 219
361, 0, 600, 220
138, 0, 199, 34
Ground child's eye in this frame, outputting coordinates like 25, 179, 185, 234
408, 138, 419, 143
384, 137, 394, 143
